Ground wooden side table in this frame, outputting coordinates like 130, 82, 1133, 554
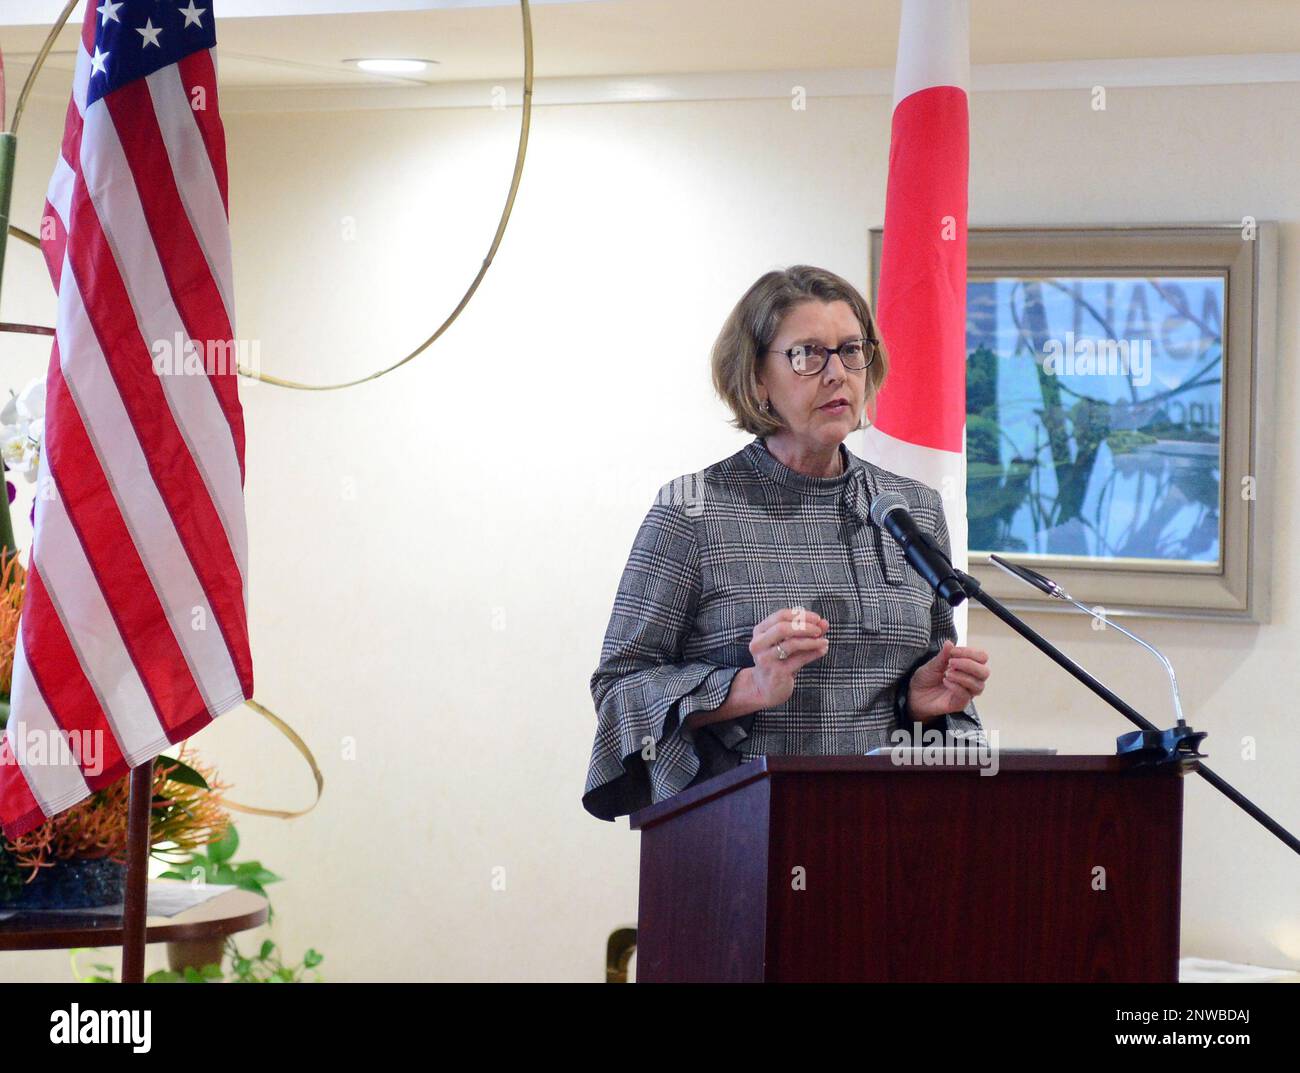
0, 885, 269, 976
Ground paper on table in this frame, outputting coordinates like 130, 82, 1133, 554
3, 881, 239, 919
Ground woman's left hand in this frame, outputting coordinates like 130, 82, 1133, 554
905, 641, 990, 721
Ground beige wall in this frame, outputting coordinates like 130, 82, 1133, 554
1, 74, 1297, 981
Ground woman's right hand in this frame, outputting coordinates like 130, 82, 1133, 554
747, 606, 830, 708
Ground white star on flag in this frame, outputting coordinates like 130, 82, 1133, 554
179, 2, 208, 28
137, 18, 163, 48
97, 1, 123, 23
89, 45, 110, 76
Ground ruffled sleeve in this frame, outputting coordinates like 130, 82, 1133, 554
892, 492, 987, 743
583, 498, 744, 821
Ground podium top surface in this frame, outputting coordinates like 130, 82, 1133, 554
628, 753, 1166, 830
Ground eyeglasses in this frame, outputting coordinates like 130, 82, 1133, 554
768, 337, 878, 376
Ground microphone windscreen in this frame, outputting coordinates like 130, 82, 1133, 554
868, 491, 910, 529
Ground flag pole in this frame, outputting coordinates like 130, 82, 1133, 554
121, 759, 154, 983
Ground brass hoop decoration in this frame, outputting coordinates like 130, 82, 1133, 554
8, 226, 39, 249
3, 0, 535, 393
9, 0, 79, 137
215, 698, 325, 820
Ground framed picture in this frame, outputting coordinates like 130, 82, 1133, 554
868, 224, 1277, 621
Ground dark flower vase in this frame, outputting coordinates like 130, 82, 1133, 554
1, 856, 127, 910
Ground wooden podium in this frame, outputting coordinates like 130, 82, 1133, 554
629, 754, 1184, 982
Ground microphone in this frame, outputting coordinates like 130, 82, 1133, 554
869, 492, 967, 607
986, 553, 1067, 601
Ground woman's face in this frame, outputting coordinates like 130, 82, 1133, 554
758, 299, 869, 450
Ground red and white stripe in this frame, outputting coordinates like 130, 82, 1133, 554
0, 8, 252, 838
860, 0, 971, 640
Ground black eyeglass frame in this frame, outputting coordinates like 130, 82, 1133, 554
766, 336, 880, 376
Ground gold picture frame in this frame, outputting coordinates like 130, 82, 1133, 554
867, 224, 1278, 622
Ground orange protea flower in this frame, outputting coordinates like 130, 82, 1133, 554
0, 547, 26, 696
4, 744, 231, 882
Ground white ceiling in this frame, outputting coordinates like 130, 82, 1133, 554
4, 0, 1300, 97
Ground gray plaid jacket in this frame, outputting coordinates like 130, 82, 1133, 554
583, 436, 984, 821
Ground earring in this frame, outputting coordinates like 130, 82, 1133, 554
761, 399, 771, 413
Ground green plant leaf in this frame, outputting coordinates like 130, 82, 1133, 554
209, 865, 238, 886
232, 864, 280, 887
208, 824, 239, 863
147, 970, 183, 983
303, 949, 322, 968
155, 754, 210, 790
259, 939, 275, 960
182, 966, 205, 983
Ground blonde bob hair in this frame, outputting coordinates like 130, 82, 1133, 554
711, 264, 889, 438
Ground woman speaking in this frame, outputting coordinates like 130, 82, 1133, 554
583, 265, 991, 821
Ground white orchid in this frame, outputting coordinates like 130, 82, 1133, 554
0, 378, 47, 483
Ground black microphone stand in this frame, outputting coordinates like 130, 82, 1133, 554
948, 562, 1300, 858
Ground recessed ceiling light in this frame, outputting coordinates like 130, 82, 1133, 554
347, 58, 437, 75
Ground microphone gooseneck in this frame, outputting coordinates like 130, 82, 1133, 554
989, 554, 1187, 728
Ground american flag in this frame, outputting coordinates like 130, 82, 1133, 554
0, 0, 251, 839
